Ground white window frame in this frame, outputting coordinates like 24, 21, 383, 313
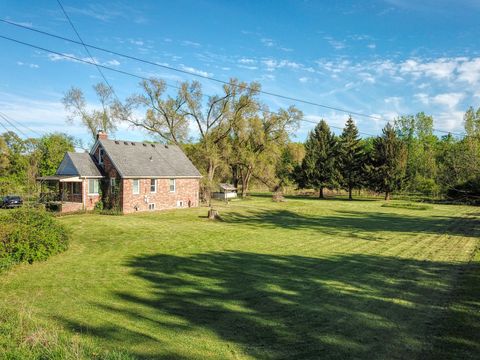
169, 178, 176, 193
176, 200, 184, 208
148, 203, 155, 210
98, 148, 105, 164
110, 177, 116, 188
150, 179, 157, 193
88, 179, 99, 195
132, 179, 140, 195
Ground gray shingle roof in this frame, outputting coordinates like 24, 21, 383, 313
98, 139, 202, 178
56, 152, 103, 177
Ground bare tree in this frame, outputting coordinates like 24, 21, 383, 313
63, 82, 119, 142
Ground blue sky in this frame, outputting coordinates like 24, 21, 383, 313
1, 0, 479, 145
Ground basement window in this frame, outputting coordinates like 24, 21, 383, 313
176, 200, 184, 208
148, 203, 155, 210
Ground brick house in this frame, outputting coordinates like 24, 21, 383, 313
38, 131, 202, 213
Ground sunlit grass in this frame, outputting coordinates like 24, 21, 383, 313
0, 196, 479, 359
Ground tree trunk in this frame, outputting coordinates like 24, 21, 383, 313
385, 191, 391, 201
348, 187, 353, 200
232, 165, 239, 189
319, 187, 324, 199
240, 167, 252, 198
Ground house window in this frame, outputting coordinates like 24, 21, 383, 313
110, 178, 117, 192
88, 179, 99, 195
169, 179, 176, 192
148, 203, 155, 210
177, 200, 184, 207
98, 148, 105, 164
132, 179, 140, 194
150, 179, 157, 193
72, 182, 81, 195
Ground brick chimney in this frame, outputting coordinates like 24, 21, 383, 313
97, 130, 108, 140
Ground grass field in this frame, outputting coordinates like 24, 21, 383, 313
1, 195, 479, 359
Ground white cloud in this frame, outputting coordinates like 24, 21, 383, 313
262, 59, 302, 71
238, 58, 256, 64
179, 64, 212, 77
323, 36, 346, 50
457, 58, 480, 84
16, 61, 39, 69
367, 43, 376, 49
384, 96, 402, 107
432, 92, 465, 109
299, 77, 309, 83
47, 53, 120, 67
181, 40, 201, 48
261, 38, 275, 47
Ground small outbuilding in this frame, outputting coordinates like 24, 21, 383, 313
213, 183, 237, 200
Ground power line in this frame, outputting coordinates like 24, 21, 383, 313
0, 113, 30, 137
0, 33, 463, 139
0, 111, 44, 137
0, 18, 464, 136
0, 34, 376, 137
55, 0, 125, 112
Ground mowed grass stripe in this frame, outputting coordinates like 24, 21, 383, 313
0, 196, 478, 359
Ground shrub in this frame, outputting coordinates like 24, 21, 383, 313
0, 207, 69, 267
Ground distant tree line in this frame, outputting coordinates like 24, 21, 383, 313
0, 132, 76, 195
2, 79, 478, 202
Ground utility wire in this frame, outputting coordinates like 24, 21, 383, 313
0, 34, 377, 136
0, 18, 464, 136
0, 111, 44, 137
0, 113, 30, 137
55, 0, 125, 111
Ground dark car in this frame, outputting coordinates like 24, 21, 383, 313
1, 195, 23, 208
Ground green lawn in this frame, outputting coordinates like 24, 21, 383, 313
1, 196, 479, 359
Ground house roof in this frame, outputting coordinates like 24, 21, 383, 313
56, 152, 103, 178
95, 139, 202, 178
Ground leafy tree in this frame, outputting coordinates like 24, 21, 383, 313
299, 120, 338, 199
63, 83, 119, 142
36, 133, 76, 176
338, 116, 363, 200
370, 123, 407, 200
230, 106, 302, 197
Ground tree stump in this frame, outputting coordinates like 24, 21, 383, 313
208, 208, 221, 220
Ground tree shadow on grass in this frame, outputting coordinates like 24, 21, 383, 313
220, 208, 478, 238
56, 251, 479, 359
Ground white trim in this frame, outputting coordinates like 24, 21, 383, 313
150, 178, 157, 193
132, 179, 140, 195
88, 179, 99, 195
169, 178, 176, 193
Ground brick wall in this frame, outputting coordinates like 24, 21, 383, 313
122, 178, 200, 213
94, 142, 200, 213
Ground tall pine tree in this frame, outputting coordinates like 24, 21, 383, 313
338, 116, 363, 200
299, 120, 338, 198
370, 123, 407, 200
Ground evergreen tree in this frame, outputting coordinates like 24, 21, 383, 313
299, 120, 338, 198
371, 123, 407, 200
338, 116, 363, 200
